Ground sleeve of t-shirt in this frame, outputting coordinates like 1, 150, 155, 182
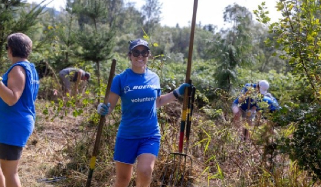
271, 97, 281, 111
233, 97, 239, 104
157, 76, 161, 97
110, 75, 121, 96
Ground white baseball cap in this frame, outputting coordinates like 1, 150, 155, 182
259, 80, 269, 95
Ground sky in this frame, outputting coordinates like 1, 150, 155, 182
27, 0, 281, 29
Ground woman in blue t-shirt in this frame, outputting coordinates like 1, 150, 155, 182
97, 39, 189, 187
0, 33, 39, 187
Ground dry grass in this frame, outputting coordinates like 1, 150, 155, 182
18, 99, 321, 187
20, 99, 89, 187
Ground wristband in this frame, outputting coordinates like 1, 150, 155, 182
173, 90, 180, 99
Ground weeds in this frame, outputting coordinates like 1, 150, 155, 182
21, 90, 321, 187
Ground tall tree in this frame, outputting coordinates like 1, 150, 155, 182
111, 2, 144, 53
106, 0, 123, 28
71, 0, 115, 100
141, 0, 162, 34
208, 4, 254, 91
0, 0, 46, 69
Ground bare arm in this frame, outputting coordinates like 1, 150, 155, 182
0, 66, 26, 106
107, 92, 120, 115
156, 92, 177, 108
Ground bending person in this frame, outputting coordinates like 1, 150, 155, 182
232, 80, 269, 140
58, 67, 90, 96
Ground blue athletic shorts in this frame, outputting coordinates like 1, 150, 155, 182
114, 136, 161, 164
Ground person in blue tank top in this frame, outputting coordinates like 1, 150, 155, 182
0, 33, 39, 187
96, 39, 190, 187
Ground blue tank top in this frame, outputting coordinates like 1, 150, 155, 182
111, 68, 161, 139
0, 61, 39, 147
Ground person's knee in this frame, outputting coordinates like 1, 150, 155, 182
235, 111, 241, 118
1, 168, 18, 178
233, 110, 241, 120
137, 165, 153, 179
115, 171, 131, 184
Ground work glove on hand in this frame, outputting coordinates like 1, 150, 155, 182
173, 83, 191, 99
97, 103, 110, 116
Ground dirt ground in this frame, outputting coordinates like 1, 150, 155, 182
19, 105, 84, 187
18, 101, 207, 187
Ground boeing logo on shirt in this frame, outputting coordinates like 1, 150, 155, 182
133, 85, 158, 90
124, 84, 158, 94
124, 86, 133, 94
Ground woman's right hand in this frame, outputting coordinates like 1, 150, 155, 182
97, 103, 110, 116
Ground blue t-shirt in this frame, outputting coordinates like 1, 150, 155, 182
0, 61, 39, 147
111, 68, 161, 139
241, 83, 257, 93
260, 94, 281, 112
233, 97, 257, 111
233, 83, 258, 111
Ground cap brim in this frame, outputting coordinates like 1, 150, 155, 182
130, 44, 150, 51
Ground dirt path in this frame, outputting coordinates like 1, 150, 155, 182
19, 105, 84, 187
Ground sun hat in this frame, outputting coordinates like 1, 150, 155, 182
128, 39, 150, 51
259, 80, 269, 95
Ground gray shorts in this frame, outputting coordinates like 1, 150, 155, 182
59, 71, 72, 91
0, 143, 23, 160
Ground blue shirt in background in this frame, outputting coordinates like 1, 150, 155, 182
233, 83, 258, 111
261, 94, 281, 112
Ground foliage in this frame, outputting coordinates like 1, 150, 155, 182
266, 0, 321, 100
69, 0, 116, 101
3, 0, 321, 186
37, 76, 60, 100
287, 104, 321, 180
141, 0, 162, 34
255, 0, 321, 180
0, 0, 46, 70
207, 3, 254, 92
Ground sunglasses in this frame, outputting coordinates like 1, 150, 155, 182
5, 44, 8, 50
131, 49, 149, 57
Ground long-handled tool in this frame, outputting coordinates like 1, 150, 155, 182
160, 0, 198, 186
85, 59, 116, 187
160, 84, 195, 186
185, 82, 196, 154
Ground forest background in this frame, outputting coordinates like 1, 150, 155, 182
0, 0, 321, 186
